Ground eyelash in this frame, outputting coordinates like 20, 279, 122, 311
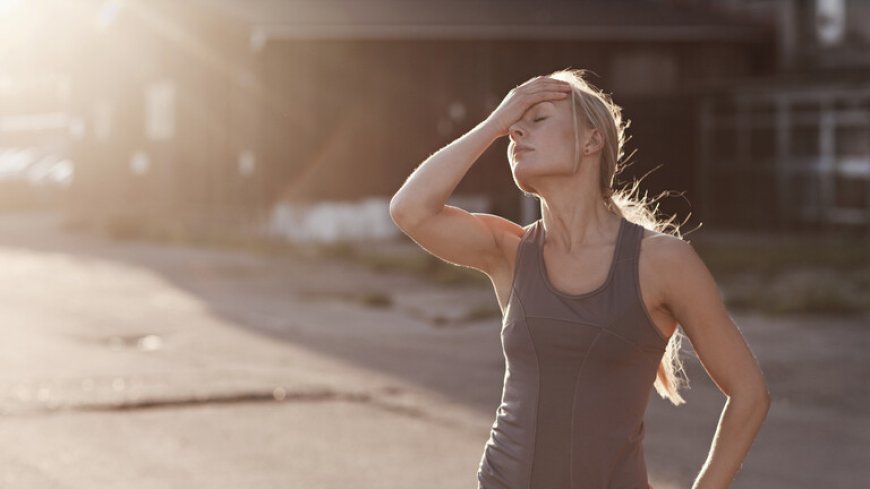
533, 117, 546, 123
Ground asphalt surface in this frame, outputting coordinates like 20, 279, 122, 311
0, 211, 866, 488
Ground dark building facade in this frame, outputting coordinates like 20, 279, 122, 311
65, 0, 778, 235
696, 0, 870, 230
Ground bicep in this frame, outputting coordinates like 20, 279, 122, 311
661, 239, 769, 400
390, 204, 520, 274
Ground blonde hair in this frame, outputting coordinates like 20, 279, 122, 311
542, 67, 692, 406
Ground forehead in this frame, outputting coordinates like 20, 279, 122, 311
527, 99, 567, 115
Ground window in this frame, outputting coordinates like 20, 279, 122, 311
610, 49, 677, 96
816, 0, 846, 46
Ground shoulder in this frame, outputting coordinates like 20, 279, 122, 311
636, 225, 705, 280
638, 227, 700, 268
638, 227, 716, 302
638, 226, 692, 256
467, 213, 534, 275
471, 213, 528, 250
472, 213, 535, 249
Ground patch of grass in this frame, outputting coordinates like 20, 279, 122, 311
431, 315, 449, 328
103, 212, 156, 241
853, 273, 870, 290
95, 212, 310, 259
94, 211, 491, 293
694, 240, 868, 277
460, 305, 503, 323
88, 212, 869, 318
723, 275, 870, 316
424, 304, 502, 328
352, 250, 432, 274
427, 261, 489, 286
316, 241, 357, 260
358, 291, 393, 308
779, 287, 867, 315
727, 291, 866, 316
296, 289, 394, 308
691, 233, 869, 316
351, 248, 489, 287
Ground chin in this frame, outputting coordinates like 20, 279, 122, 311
512, 171, 538, 195
513, 160, 546, 179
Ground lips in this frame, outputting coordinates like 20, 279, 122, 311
513, 145, 534, 158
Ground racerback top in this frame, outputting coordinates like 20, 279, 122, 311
477, 216, 669, 489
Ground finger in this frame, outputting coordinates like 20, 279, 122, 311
525, 91, 569, 104
521, 80, 573, 93
532, 76, 570, 86
524, 85, 573, 97
522, 75, 567, 88
517, 76, 541, 87
535, 83, 573, 92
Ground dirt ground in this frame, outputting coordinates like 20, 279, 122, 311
0, 211, 866, 488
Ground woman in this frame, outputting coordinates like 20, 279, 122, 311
389, 68, 770, 489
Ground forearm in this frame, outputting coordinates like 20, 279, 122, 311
692, 394, 770, 489
389, 119, 501, 225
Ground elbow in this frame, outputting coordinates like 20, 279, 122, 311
753, 390, 772, 417
389, 196, 421, 232
389, 193, 406, 217
731, 387, 772, 416
389, 194, 438, 229
760, 389, 772, 414
756, 381, 772, 410
389, 196, 411, 227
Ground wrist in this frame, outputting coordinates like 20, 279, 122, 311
476, 118, 506, 141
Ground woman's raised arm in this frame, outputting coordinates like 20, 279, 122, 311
389, 76, 571, 274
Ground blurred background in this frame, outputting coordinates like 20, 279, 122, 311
0, 0, 867, 488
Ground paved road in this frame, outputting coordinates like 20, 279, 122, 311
0, 211, 865, 488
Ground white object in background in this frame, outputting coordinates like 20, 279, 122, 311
145, 80, 175, 141
816, 0, 846, 46
69, 116, 86, 140
267, 197, 395, 243
93, 101, 113, 142
130, 150, 150, 175
267, 194, 491, 244
239, 150, 256, 176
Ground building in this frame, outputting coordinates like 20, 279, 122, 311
63, 0, 779, 241
696, 0, 870, 230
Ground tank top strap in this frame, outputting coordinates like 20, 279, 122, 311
524, 216, 637, 299
531, 216, 636, 263
608, 217, 640, 271
615, 216, 643, 265
622, 220, 646, 260
504, 221, 542, 304
529, 217, 543, 245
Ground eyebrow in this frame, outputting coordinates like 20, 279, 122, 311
525, 102, 553, 117
529, 102, 553, 112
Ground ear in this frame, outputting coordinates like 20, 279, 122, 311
584, 127, 604, 155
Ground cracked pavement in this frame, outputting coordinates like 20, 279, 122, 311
0, 211, 866, 488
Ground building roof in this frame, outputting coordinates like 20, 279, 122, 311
193, 0, 772, 42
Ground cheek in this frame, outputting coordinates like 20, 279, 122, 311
559, 124, 576, 145
541, 128, 575, 160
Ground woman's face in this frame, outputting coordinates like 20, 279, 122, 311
507, 94, 583, 189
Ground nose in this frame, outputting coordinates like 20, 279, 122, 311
509, 122, 525, 141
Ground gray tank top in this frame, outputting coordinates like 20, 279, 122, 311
477, 216, 669, 489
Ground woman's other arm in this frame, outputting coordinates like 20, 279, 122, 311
657, 237, 772, 489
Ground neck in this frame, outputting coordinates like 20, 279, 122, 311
538, 198, 619, 253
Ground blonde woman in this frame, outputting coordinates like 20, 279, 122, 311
389, 69, 770, 489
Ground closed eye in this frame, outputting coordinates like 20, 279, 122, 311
533, 117, 547, 123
